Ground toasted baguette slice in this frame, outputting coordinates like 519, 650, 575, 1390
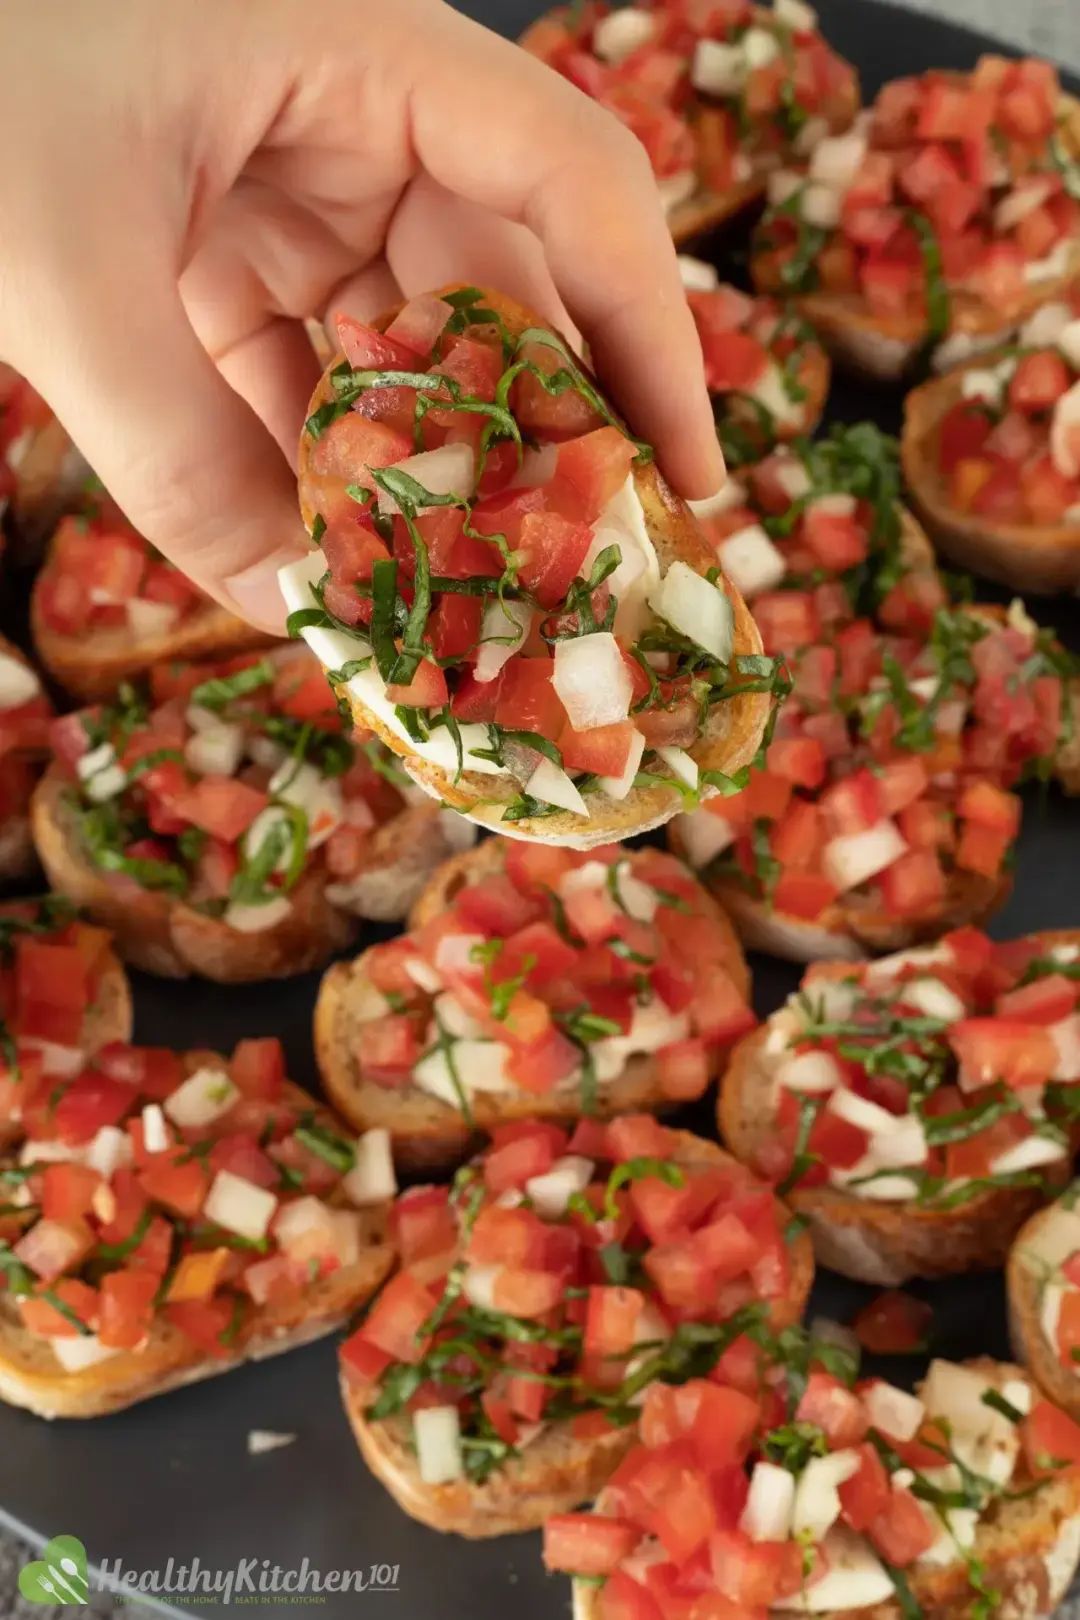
1008, 1188, 1080, 1423
293, 285, 770, 851
718, 923, 1080, 1284
0, 1072, 395, 1419
31, 766, 358, 981
315, 840, 751, 1172
31, 585, 274, 705
902, 358, 1080, 595
0, 634, 55, 887
518, 8, 859, 250
342, 1130, 813, 1536
752, 93, 1080, 383
4, 424, 88, 563
572, 1359, 1080, 1620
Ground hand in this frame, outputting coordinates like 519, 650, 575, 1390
0, 0, 722, 630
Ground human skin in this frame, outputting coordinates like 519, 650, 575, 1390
0, 0, 723, 629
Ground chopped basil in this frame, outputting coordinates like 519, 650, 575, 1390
190, 660, 275, 713
294, 1120, 356, 1173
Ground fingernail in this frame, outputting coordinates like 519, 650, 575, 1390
224, 545, 308, 633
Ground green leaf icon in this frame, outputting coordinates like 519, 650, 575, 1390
18, 1535, 89, 1605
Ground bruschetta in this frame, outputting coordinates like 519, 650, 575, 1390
31, 646, 476, 980
521, 1, 858, 244
315, 840, 752, 1172
0, 897, 132, 1150
1008, 1181, 1080, 1423
0, 365, 85, 557
718, 927, 1080, 1285
31, 487, 271, 702
669, 444, 1076, 958
280, 284, 776, 850
752, 58, 1080, 381
338, 1113, 813, 1536
678, 256, 831, 460
0, 636, 55, 885
552, 1345, 1080, 1620
0, 1037, 396, 1418
901, 293, 1080, 593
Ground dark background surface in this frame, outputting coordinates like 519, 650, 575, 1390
2, 1, 1078, 1614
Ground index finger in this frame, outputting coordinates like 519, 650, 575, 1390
398, 6, 724, 500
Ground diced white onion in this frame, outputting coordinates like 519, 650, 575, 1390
525, 1155, 595, 1218
654, 747, 699, 793
414, 1406, 464, 1485
553, 632, 633, 730
342, 1128, 397, 1206
523, 757, 588, 818
204, 1170, 278, 1242
127, 598, 181, 640
598, 727, 647, 801
375, 444, 476, 515
592, 5, 655, 63
677, 254, 720, 293
740, 1461, 795, 1542
185, 723, 245, 778
690, 38, 745, 97
224, 896, 293, 934
52, 1334, 121, 1373
809, 131, 867, 189
776, 1049, 842, 1095
716, 524, 786, 598
823, 821, 907, 893
863, 1381, 925, 1442
0, 653, 40, 708
164, 1067, 239, 1130
649, 561, 733, 662
474, 600, 533, 683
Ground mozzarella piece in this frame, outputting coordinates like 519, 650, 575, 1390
823, 821, 907, 893
792, 1450, 860, 1541
809, 131, 867, 189
375, 444, 475, 515
184, 723, 245, 778
414, 1406, 463, 1485
863, 1381, 925, 1442
780, 1526, 893, 1612
52, 1334, 122, 1373
677, 254, 720, 293
715, 524, 787, 598
775, 1049, 842, 1095
525, 1155, 595, 1218
203, 1169, 278, 1242
990, 1134, 1067, 1175
553, 632, 633, 730
740, 1461, 795, 1542
0, 652, 40, 708
592, 5, 654, 63
524, 757, 589, 818
691, 39, 745, 97
224, 896, 294, 934
649, 561, 734, 662
342, 1128, 397, 1206
163, 1067, 239, 1130
900, 976, 966, 1023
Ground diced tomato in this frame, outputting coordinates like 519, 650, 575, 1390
504, 1025, 580, 1093
230, 1038, 286, 1100
796, 1371, 868, 1447
708, 1529, 802, 1607
821, 768, 883, 837
938, 402, 994, 474
137, 1155, 209, 1219
852, 1290, 932, 1354
839, 1442, 891, 1532
482, 1128, 558, 1195
359, 1271, 437, 1364
802, 505, 868, 571
41, 1163, 103, 1225
877, 848, 945, 917
596, 1569, 662, 1620
949, 1017, 1057, 1090
494, 656, 567, 736
655, 1038, 711, 1101
997, 973, 1078, 1024
754, 592, 820, 656
766, 736, 826, 791
543, 1514, 641, 1577
14, 1217, 94, 1282
773, 870, 838, 921
560, 720, 640, 778
164, 1296, 236, 1358
53, 1073, 134, 1144
1009, 350, 1071, 414
390, 1187, 457, 1268
359, 1015, 422, 1087
428, 594, 481, 661
869, 1484, 936, 1566
20, 1278, 99, 1338
1021, 1399, 1080, 1478
604, 1115, 673, 1164
174, 777, 268, 842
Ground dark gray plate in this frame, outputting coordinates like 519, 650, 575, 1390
1, 3, 1077, 1614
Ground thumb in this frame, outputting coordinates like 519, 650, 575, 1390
12, 261, 307, 633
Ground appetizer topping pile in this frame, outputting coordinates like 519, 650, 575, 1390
677, 430, 1072, 922
283, 291, 779, 824
542, 1333, 1080, 1618
353, 846, 753, 1110
0, 365, 52, 515
755, 928, 1080, 1205
931, 294, 1080, 526
756, 57, 1080, 341
36, 487, 208, 641
51, 651, 415, 931
523, 0, 858, 216
0, 1038, 395, 1370
0, 899, 117, 1135
340, 1114, 798, 1485
1015, 1184, 1080, 1374
0, 645, 52, 827
679, 255, 828, 458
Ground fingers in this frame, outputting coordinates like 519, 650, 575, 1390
212, 317, 322, 467
320, 257, 404, 329
386, 175, 579, 347
398, 5, 723, 498
18, 249, 307, 633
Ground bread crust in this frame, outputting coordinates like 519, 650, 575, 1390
0, 1074, 395, 1419
752, 93, 1080, 381
718, 931, 1080, 1284
343, 1130, 813, 1535
314, 840, 751, 1171
901, 359, 1080, 595
296, 284, 771, 850
572, 1361, 1080, 1620
1008, 1193, 1080, 1423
